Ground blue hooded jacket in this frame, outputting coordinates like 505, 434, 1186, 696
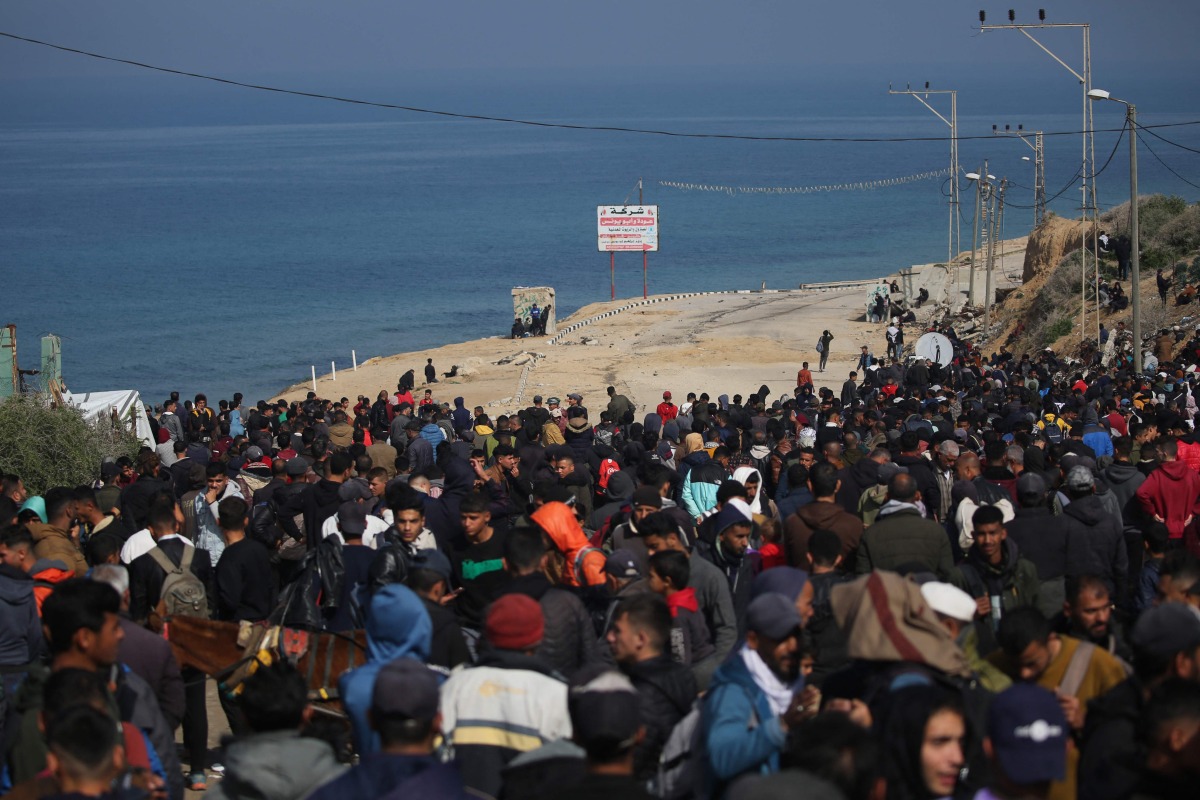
702, 652, 787, 798
419, 423, 446, 448
340, 584, 434, 755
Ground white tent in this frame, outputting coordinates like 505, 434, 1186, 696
62, 389, 154, 447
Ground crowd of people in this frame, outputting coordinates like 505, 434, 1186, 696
4, 330, 1200, 800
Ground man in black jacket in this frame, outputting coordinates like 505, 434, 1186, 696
606, 593, 697, 784
1061, 466, 1129, 602
694, 497, 757, 635
1005, 472, 1069, 619
499, 527, 597, 678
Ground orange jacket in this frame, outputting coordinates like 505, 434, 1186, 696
530, 502, 606, 588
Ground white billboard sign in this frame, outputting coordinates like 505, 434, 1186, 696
597, 205, 659, 252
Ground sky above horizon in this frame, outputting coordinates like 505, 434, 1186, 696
2, 1, 1197, 79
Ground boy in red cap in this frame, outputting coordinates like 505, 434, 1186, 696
657, 392, 678, 423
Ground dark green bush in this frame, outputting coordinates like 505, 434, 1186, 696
0, 394, 141, 496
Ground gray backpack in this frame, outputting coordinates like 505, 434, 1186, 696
148, 546, 209, 618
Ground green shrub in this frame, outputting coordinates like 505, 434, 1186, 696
1043, 317, 1073, 346
1139, 195, 1189, 241
0, 394, 141, 496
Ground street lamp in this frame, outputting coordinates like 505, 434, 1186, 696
1088, 88, 1140, 373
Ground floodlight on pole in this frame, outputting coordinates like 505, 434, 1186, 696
993, 124, 1047, 227
1091, 88, 1142, 374
980, 9, 1100, 345
887, 83, 961, 274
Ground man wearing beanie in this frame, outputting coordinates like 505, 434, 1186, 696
440, 593, 571, 798
694, 495, 758, 635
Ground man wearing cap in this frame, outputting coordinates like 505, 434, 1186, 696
320, 480, 390, 548
589, 469, 634, 533
1059, 466, 1128, 600
440, 594, 571, 798
993, 607, 1127, 799
565, 392, 588, 419
537, 670, 655, 800
923, 581, 1012, 692
655, 391, 677, 424
702, 593, 811, 797
1078, 602, 1200, 800
310, 659, 468, 799
597, 549, 649, 637
975, 684, 1069, 800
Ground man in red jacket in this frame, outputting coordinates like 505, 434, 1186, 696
1136, 438, 1200, 552
656, 391, 678, 423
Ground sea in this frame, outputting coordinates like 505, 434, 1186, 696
2, 64, 1198, 404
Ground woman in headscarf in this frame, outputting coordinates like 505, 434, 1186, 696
875, 684, 968, 800
675, 432, 706, 476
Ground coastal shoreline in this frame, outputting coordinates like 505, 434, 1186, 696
278, 238, 1027, 416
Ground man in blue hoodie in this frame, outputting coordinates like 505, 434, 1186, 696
340, 583, 434, 756
702, 592, 810, 798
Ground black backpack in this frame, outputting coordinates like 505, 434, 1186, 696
1041, 415, 1065, 445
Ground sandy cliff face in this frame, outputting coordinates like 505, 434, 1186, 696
1022, 215, 1095, 283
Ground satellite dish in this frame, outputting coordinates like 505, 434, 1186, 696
915, 332, 954, 367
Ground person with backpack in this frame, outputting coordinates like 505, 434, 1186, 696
127, 500, 214, 791
701, 593, 817, 798
993, 607, 1128, 800
1038, 401, 1070, 445
816, 331, 833, 373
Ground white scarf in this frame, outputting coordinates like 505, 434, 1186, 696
740, 644, 800, 717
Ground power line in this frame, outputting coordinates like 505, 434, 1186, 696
1138, 125, 1200, 156
3, 29, 1200, 145
1135, 129, 1200, 191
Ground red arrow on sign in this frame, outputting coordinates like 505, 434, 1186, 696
643, 244, 654, 250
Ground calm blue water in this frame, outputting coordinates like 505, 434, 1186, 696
2, 68, 1198, 403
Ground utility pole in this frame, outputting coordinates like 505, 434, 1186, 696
969, 165, 984, 306
1129, 104, 1140, 374
993, 124, 1046, 228
984, 178, 1007, 338
888, 83, 960, 270
980, 9, 1099, 345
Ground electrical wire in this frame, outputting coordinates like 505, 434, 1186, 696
3, 30, 1200, 145
1135, 130, 1200, 191
1139, 125, 1200, 156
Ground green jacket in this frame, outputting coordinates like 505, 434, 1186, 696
856, 504, 954, 579
949, 539, 1041, 620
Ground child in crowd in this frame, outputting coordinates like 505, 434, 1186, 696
1136, 521, 1168, 613
648, 550, 714, 667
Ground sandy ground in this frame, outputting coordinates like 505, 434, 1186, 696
278, 238, 1028, 419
